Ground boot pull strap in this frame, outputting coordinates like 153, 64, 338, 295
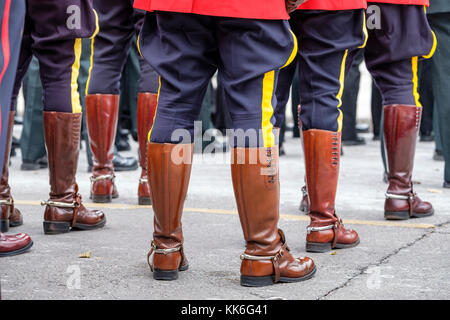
147, 241, 183, 272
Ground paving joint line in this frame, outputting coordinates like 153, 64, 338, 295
316, 220, 450, 300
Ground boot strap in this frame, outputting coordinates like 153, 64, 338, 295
0, 198, 14, 206
240, 243, 288, 283
41, 195, 82, 227
147, 241, 183, 272
307, 220, 341, 248
90, 174, 115, 182
385, 192, 416, 217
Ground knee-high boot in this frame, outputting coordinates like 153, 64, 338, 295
42, 112, 106, 234
136, 92, 158, 205
383, 105, 433, 220
146, 143, 192, 280
232, 147, 316, 287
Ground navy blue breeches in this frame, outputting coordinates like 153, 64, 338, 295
0, 0, 25, 169
364, 3, 436, 107
11, 0, 98, 113
139, 12, 296, 147
275, 9, 367, 132
86, 0, 159, 95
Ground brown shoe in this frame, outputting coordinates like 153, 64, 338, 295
232, 147, 316, 287
42, 112, 106, 235
0, 232, 33, 257
302, 129, 359, 253
146, 143, 192, 280
85, 94, 119, 203
137, 93, 158, 205
383, 105, 434, 220
0, 112, 23, 232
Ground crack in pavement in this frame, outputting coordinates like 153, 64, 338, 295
317, 219, 450, 300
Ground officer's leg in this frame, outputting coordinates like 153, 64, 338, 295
19, 57, 48, 171
28, 0, 106, 234
418, 58, 434, 141
365, 4, 435, 220
85, 0, 135, 203
140, 12, 216, 281
428, 13, 450, 187
0, 0, 27, 233
294, 10, 365, 252
217, 17, 315, 287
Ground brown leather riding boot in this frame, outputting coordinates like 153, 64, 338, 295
232, 147, 316, 287
303, 129, 359, 253
146, 143, 192, 280
137, 92, 158, 205
42, 112, 106, 235
0, 112, 23, 232
85, 94, 119, 203
383, 105, 434, 220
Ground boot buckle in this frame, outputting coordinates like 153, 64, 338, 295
139, 178, 148, 184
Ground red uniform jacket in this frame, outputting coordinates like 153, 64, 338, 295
366, 0, 429, 4
299, 0, 367, 10
133, 0, 289, 19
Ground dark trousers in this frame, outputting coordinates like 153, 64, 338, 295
275, 9, 367, 133
0, 0, 25, 169
11, 0, 98, 113
86, 0, 158, 95
140, 12, 296, 147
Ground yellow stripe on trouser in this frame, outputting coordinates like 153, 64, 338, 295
70, 38, 83, 114
335, 50, 349, 132
359, 12, 369, 49
261, 71, 276, 148
261, 30, 298, 148
85, 9, 99, 96
147, 76, 161, 142
412, 57, 422, 107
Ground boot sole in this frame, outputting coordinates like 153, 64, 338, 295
153, 264, 189, 281
240, 265, 316, 287
43, 218, 106, 235
306, 238, 360, 253
0, 219, 9, 232
385, 209, 434, 220
0, 240, 34, 257
91, 194, 112, 203
138, 197, 152, 205
0, 218, 23, 232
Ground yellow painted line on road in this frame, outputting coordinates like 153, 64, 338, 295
16, 200, 435, 230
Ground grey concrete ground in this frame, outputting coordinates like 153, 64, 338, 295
1, 129, 449, 300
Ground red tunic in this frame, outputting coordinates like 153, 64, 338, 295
298, 0, 367, 11
133, 0, 289, 19
366, 0, 429, 4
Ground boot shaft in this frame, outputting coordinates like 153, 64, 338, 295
231, 147, 281, 256
383, 104, 421, 193
137, 92, 158, 169
85, 94, 119, 173
302, 129, 340, 225
43, 112, 81, 198
147, 143, 193, 248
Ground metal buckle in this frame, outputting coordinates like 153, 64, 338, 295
385, 193, 415, 201
0, 198, 14, 206
139, 178, 148, 184
90, 174, 115, 183
40, 200, 77, 208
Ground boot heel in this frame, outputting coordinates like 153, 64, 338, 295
306, 242, 332, 253
240, 275, 274, 287
153, 269, 179, 281
384, 211, 409, 220
138, 197, 152, 205
43, 221, 71, 235
0, 219, 9, 232
91, 194, 112, 203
